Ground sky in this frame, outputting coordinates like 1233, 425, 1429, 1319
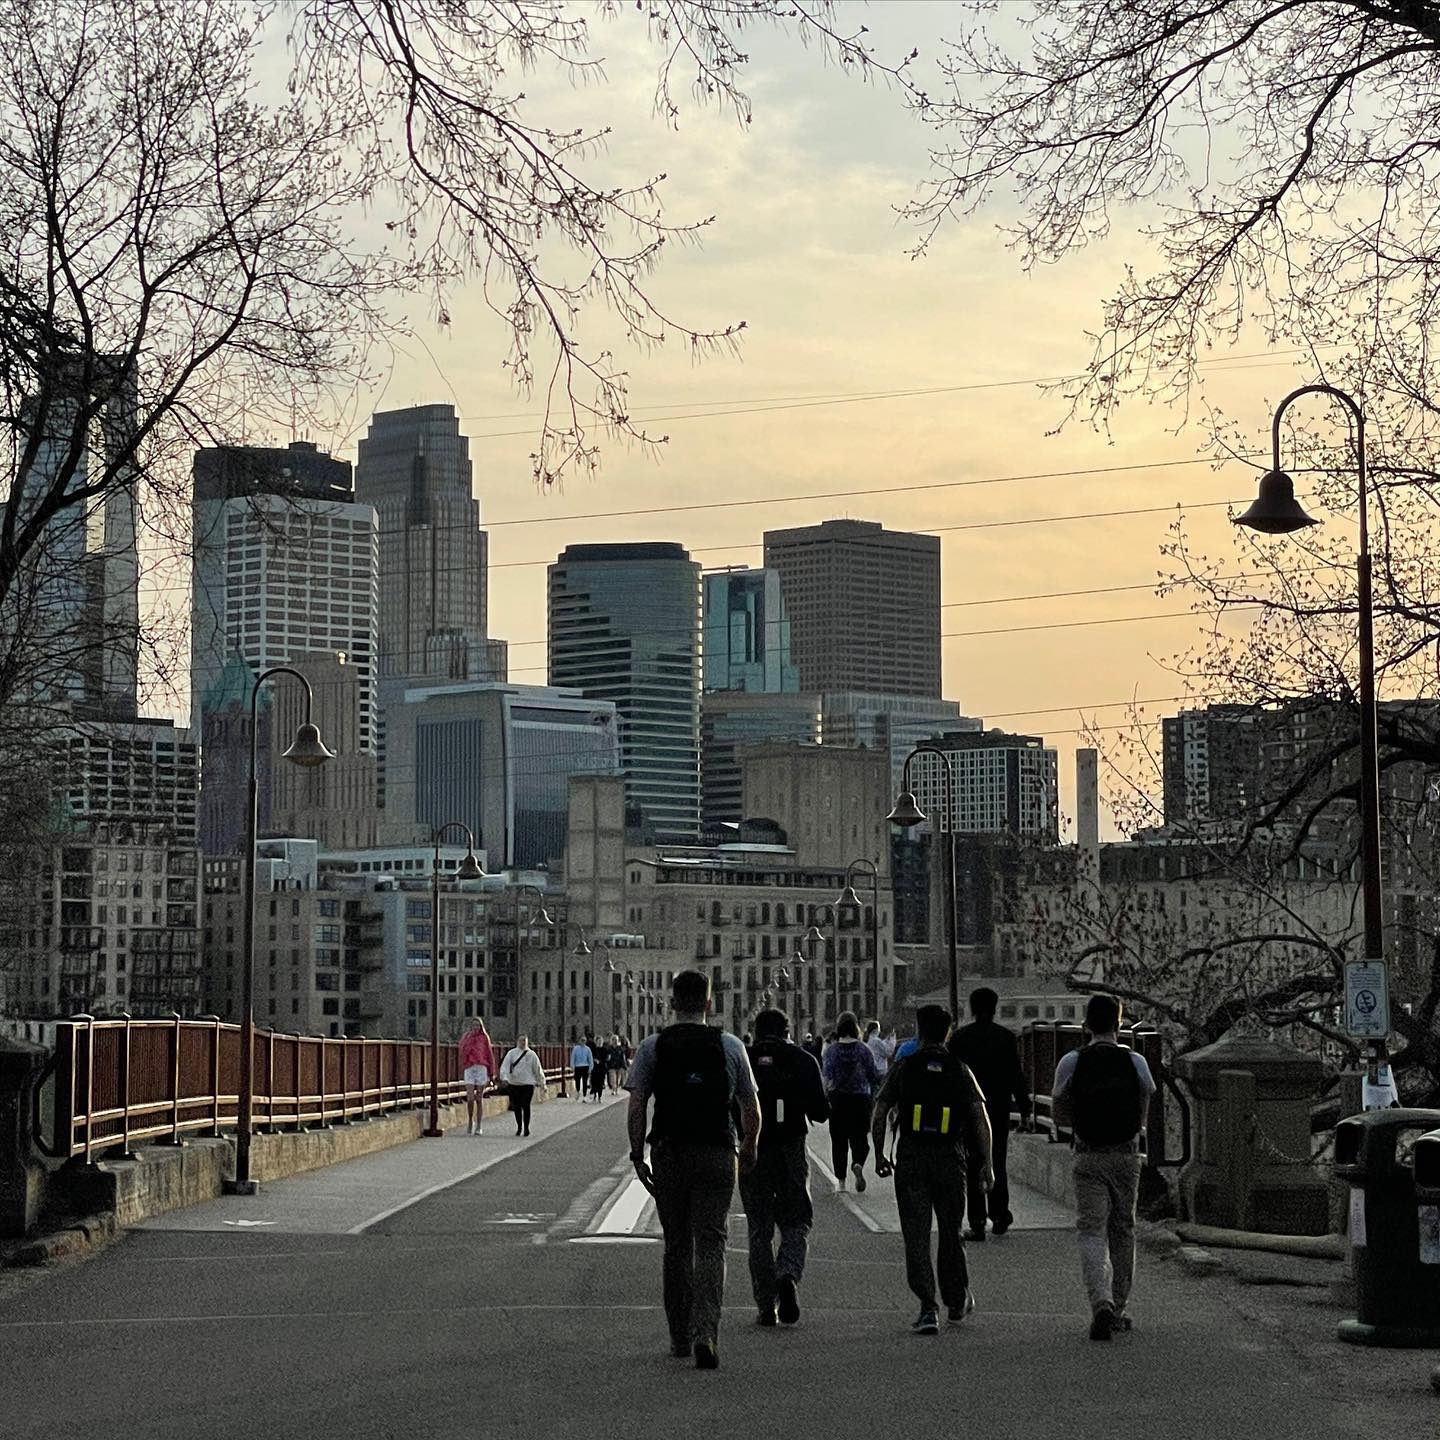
200, 2, 1325, 836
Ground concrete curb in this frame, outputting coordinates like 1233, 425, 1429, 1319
1, 1212, 120, 1269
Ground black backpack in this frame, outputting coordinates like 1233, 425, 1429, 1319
897, 1047, 971, 1143
749, 1039, 809, 1143
649, 1024, 732, 1146
1070, 1044, 1144, 1146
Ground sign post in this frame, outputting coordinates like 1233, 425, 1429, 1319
1344, 960, 1392, 1110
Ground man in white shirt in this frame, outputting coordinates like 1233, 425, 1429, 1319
1051, 994, 1157, 1341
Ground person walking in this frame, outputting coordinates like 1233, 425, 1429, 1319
1051, 994, 1156, 1341
949, 987, 1032, 1238
741, 1008, 829, 1328
822, 1011, 880, 1192
570, 1036, 595, 1100
606, 1034, 627, 1094
589, 1046, 608, 1102
871, 1004, 992, 1335
802, 1031, 823, 1065
625, 970, 760, 1371
499, 1035, 547, 1137
458, 1018, 496, 1136
865, 1020, 896, 1080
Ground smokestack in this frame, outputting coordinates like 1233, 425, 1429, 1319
1076, 748, 1100, 886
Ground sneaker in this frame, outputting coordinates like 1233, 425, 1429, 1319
693, 1341, 719, 1370
777, 1275, 800, 1326
1113, 1312, 1133, 1333
756, 1307, 777, 1327
475, 1125, 484, 1137
966, 1227, 986, 1242
852, 1163, 866, 1193
1089, 1305, 1116, 1342
466, 1121, 474, 1135
911, 1309, 939, 1336
991, 1221, 1010, 1237
947, 1290, 976, 1326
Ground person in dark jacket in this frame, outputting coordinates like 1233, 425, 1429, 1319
948, 987, 1032, 1238
741, 1008, 830, 1328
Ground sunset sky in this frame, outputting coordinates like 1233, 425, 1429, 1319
220, 3, 1327, 834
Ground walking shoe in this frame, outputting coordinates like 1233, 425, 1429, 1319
1089, 1305, 1116, 1342
693, 1341, 719, 1370
852, 1162, 866, 1193
466, 1121, 474, 1135
777, 1275, 800, 1326
966, 1227, 986, 1242
1113, 1312, 1133, 1333
991, 1221, 1010, 1237
911, 1309, 939, 1336
947, 1290, 976, 1326
756, 1307, 777, 1327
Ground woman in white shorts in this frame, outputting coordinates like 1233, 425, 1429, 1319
458, 1020, 496, 1135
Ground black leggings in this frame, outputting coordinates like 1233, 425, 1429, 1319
510, 1085, 535, 1133
830, 1094, 873, 1176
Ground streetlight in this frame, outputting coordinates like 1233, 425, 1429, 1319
889, 745, 960, 1020
798, 922, 826, 1030
1234, 383, 1386, 1086
837, 858, 882, 1022
228, 665, 333, 1196
560, 928, 591, 1097
424, 824, 484, 1138
511, 881, 553, 1046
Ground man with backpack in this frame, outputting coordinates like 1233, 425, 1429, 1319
741, 1007, 830, 1328
870, 1004, 992, 1336
949, 987, 1032, 1239
625, 970, 761, 1371
1050, 994, 1157, 1341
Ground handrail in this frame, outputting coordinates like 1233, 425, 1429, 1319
38, 1019, 572, 1162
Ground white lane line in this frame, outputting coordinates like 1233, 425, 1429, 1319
806, 1144, 887, 1234
589, 1173, 653, 1236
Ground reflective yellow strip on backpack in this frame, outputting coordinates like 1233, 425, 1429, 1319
940, 1107, 951, 1135
912, 1104, 922, 1133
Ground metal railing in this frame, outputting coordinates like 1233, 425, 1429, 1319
1019, 1021, 1187, 1168
36, 1016, 568, 1163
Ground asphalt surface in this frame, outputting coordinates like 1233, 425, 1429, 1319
1, 1101, 1433, 1438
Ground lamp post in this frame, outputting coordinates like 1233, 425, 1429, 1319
786, 953, 806, 1035
799, 922, 826, 1030
1234, 383, 1386, 1085
511, 882, 553, 1047
424, 824, 484, 1138
228, 665, 333, 1196
837, 858, 882, 1022
889, 744, 960, 1020
560, 928, 591, 1097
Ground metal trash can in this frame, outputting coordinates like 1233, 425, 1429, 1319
1335, 1108, 1440, 1346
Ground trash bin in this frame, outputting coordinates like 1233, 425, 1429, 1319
1335, 1108, 1440, 1347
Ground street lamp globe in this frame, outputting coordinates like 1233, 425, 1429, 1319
283, 721, 334, 766
456, 850, 485, 881
573, 936, 592, 958
1234, 469, 1320, 536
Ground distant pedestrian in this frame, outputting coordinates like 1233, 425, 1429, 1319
871, 1004, 992, 1336
499, 1035, 547, 1137
626, 970, 760, 1371
589, 1046, 607, 1102
571, 1036, 595, 1100
606, 1034, 626, 1094
802, 1031, 823, 1065
458, 1019, 495, 1136
1051, 994, 1156, 1342
741, 1008, 829, 1328
822, 1011, 880, 1192
865, 1020, 896, 1079
949, 988, 1032, 1238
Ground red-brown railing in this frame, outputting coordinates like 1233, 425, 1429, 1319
39, 1016, 569, 1162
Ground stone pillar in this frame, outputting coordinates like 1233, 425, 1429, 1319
0, 1039, 49, 1239
1176, 1033, 1329, 1236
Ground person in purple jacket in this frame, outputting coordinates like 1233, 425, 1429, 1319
822, 1011, 880, 1191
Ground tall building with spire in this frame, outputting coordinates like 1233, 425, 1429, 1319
353, 405, 494, 682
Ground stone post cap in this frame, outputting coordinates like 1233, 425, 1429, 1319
1175, 1033, 1324, 1094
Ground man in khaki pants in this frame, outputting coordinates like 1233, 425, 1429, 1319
1051, 994, 1156, 1341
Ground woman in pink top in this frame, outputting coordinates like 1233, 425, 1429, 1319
458, 1021, 495, 1135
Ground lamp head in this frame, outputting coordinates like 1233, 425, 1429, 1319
837, 883, 862, 909
283, 722, 334, 767
456, 851, 485, 881
572, 937, 592, 957
887, 789, 926, 828
1233, 469, 1320, 536
535, 904, 555, 926
603, 955, 618, 973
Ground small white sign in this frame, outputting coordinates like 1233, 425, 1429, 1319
1344, 960, 1391, 1040
1420, 1206, 1440, 1266
1350, 1189, 1368, 1248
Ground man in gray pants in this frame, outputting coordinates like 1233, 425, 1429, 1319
626, 970, 760, 1371
741, 1008, 830, 1327
1051, 993, 1156, 1341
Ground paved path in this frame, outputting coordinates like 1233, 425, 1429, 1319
1, 1105, 1433, 1438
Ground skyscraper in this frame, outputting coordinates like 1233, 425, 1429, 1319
548, 543, 702, 842
353, 404, 490, 681
702, 568, 798, 693
908, 730, 1060, 840
763, 519, 942, 697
